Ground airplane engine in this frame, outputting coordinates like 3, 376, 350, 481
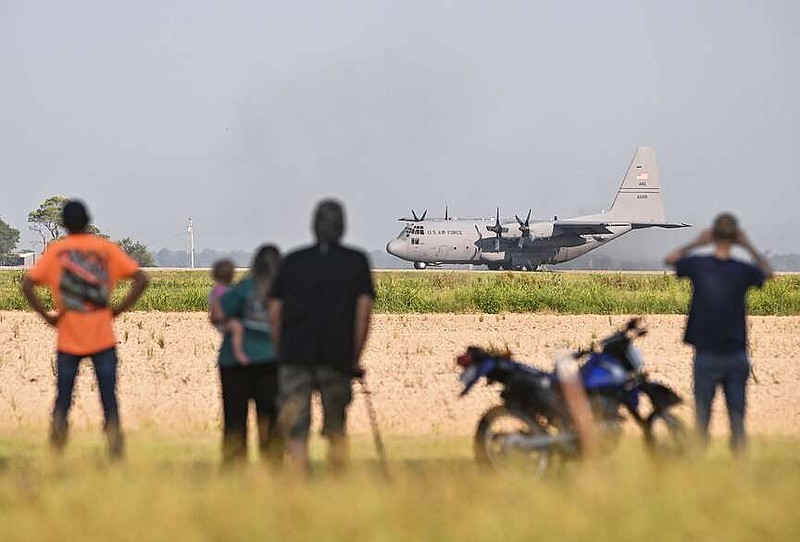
530, 222, 555, 239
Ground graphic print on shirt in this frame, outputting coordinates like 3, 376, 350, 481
58, 250, 110, 312
243, 288, 270, 333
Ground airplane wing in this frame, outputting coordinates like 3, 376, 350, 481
553, 221, 692, 236
553, 221, 628, 235
631, 222, 692, 229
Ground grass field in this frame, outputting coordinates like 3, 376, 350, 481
2, 267, 798, 540
0, 433, 798, 541
1, 269, 799, 314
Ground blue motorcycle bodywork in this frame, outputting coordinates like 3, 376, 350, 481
460, 353, 653, 413
580, 352, 640, 410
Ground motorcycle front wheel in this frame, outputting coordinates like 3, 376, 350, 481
644, 410, 688, 457
474, 405, 552, 477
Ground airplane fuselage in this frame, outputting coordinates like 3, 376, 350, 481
386, 218, 632, 270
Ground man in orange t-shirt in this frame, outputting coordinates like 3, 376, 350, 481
22, 200, 149, 459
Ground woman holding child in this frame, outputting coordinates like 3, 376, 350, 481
211, 245, 283, 466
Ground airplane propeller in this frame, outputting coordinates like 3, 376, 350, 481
444, 205, 449, 221
410, 208, 428, 222
515, 209, 532, 248
486, 207, 508, 252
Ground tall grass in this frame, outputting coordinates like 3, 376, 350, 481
2, 269, 799, 315
0, 433, 798, 541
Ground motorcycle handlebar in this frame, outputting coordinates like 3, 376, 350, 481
625, 317, 647, 334
588, 317, 647, 352
624, 317, 641, 330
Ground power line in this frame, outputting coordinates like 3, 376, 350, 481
141, 232, 186, 245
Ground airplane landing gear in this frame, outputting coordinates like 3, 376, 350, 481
487, 263, 501, 271
413, 261, 427, 270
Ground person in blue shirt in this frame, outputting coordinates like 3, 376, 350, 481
217, 245, 283, 466
665, 213, 773, 454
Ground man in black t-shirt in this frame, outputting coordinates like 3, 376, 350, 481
665, 213, 773, 454
269, 199, 374, 473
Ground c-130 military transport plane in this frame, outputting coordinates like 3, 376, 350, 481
386, 147, 690, 270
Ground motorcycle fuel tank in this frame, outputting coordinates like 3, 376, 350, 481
580, 353, 629, 389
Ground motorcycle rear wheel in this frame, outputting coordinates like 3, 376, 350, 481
475, 405, 552, 477
644, 410, 688, 457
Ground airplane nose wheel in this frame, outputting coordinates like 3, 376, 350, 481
413, 261, 427, 270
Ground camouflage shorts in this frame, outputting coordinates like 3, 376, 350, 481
278, 365, 352, 440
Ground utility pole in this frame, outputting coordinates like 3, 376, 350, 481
187, 217, 195, 269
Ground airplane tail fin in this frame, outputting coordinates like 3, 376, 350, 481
604, 147, 666, 223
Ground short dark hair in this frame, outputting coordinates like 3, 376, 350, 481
62, 200, 91, 234
211, 259, 235, 284
712, 213, 738, 243
313, 199, 345, 244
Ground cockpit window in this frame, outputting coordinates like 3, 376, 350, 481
403, 224, 427, 238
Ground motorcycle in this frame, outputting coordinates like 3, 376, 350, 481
457, 317, 686, 475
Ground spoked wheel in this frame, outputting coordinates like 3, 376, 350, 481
475, 406, 552, 477
644, 411, 688, 458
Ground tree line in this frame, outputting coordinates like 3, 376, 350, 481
1, 196, 155, 266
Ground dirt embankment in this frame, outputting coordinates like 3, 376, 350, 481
1, 312, 798, 436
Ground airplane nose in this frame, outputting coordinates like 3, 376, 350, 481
387, 239, 408, 257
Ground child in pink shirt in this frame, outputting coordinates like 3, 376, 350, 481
209, 259, 249, 364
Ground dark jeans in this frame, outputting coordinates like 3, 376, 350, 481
53, 348, 123, 457
219, 363, 283, 465
693, 350, 750, 453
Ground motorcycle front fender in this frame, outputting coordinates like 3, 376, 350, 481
642, 381, 682, 410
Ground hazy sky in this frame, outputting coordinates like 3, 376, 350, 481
2, 1, 798, 260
